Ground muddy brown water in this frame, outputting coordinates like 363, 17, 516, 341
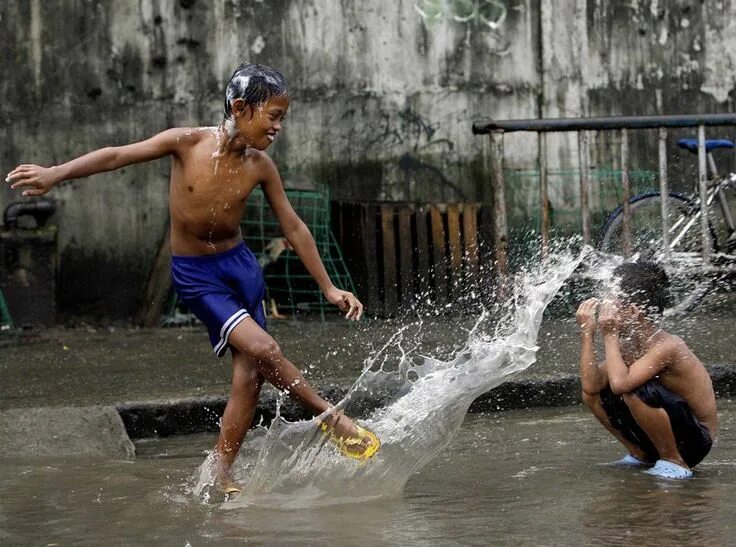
2, 404, 736, 545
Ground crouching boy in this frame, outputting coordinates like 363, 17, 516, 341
576, 261, 717, 479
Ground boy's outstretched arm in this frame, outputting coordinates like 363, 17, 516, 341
261, 158, 363, 320
576, 298, 607, 394
599, 300, 672, 394
5, 128, 188, 196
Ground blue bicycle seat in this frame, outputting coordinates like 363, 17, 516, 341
677, 138, 734, 153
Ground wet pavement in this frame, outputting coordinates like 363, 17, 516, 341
1, 299, 734, 413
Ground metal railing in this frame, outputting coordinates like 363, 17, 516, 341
472, 114, 736, 275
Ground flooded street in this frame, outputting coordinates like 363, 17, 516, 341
2, 254, 735, 545
2, 403, 735, 545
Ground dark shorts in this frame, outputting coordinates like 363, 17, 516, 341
599, 381, 713, 467
171, 241, 267, 357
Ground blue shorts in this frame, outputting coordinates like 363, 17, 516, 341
171, 242, 267, 357
600, 381, 713, 467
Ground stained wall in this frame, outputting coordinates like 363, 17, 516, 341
1, 0, 734, 317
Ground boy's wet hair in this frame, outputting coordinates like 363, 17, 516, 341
223, 63, 288, 119
613, 261, 670, 318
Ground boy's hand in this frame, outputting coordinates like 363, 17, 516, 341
598, 299, 621, 336
576, 298, 599, 336
325, 287, 363, 321
6, 165, 60, 196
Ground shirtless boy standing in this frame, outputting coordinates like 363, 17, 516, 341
576, 261, 716, 479
6, 63, 380, 494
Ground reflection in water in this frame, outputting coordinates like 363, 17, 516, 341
212, 497, 453, 545
581, 410, 736, 546
582, 473, 724, 545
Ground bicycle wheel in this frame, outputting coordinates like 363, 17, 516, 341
598, 192, 717, 316
598, 192, 717, 259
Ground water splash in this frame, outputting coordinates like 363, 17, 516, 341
195, 243, 588, 508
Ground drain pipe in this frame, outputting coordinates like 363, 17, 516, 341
3, 199, 56, 229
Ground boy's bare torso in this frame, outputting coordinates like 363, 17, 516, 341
617, 332, 717, 436
168, 128, 265, 257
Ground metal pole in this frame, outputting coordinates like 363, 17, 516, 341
473, 113, 736, 134
578, 131, 590, 245
620, 129, 631, 256
539, 132, 550, 257
658, 128, 670, 261
697, 125, 711, 263
490, 130, 509, 278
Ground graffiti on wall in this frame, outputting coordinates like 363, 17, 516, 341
415, 0, 508, 29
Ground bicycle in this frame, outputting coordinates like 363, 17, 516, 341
598, 137, 736, 314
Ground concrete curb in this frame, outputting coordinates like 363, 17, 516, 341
117, 365, 736, 440
1, 406, 135, 458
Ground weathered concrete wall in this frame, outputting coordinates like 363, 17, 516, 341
1, 0, 735, 318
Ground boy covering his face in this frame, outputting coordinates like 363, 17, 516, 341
576, 261, 716, 479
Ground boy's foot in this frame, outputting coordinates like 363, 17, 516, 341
211, 456, 242, 499
643, 459, 693, 480
319, 412, 380, 463
221, 482, 242, 500
611, 454, 654, 467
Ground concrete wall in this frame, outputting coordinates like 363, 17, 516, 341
1, 0, 735, 319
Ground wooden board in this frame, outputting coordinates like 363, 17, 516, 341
447, 204, 462, 299
381, 205, 398, 315
398, 207, 414, 309
415, 206, 431, 298
462, 203, 480, 281
430, 206, 448, 306
361, 205, 380, 313
134, 226, 171, 328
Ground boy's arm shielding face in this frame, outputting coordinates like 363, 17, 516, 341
604, 335, 673, 394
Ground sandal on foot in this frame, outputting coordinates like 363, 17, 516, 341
221, 484, 242, 499
319, 422, 381, 462
643, 459, 693, 480
611, 454, 653, 467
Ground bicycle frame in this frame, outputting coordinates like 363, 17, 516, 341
668, 156, 736, 253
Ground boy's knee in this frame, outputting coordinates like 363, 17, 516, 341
581, 390, 600, 409
232, 361, 262, 387
622, 391, 643, 407
249, 338, 282, 364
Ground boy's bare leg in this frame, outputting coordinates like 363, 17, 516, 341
214, 349, 264, 487
622, 392, 688, 468
227, 318, 370, 445
581, 391, 652, 462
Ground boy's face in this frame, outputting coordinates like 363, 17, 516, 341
232, 95, 290, 150
608, 297, 646, 336
601, 292, 642, 329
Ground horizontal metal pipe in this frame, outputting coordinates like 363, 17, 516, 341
472, 113, 736, 135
